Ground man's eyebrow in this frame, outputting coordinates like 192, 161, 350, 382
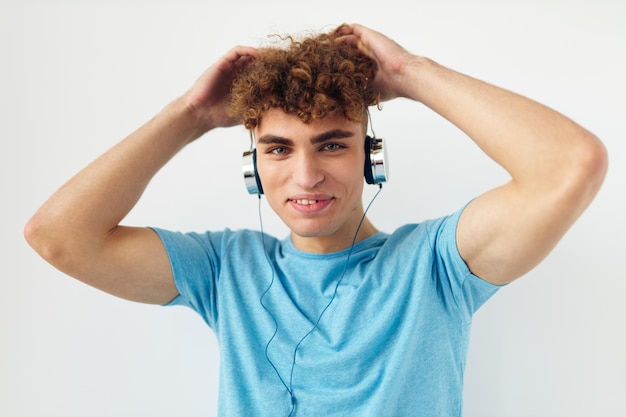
310, 129, 355, 144
257, 135, 294, 146
257, 129, 355, 146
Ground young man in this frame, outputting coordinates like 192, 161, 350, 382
25, 23, 607, 416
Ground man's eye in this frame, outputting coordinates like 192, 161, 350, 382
323, 143, 343, 151
270, 147, 287, 155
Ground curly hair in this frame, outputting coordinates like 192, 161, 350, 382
228, 25, 379, 129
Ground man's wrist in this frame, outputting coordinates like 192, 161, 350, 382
164, 96, 214, 144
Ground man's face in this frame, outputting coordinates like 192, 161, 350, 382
254, 108, 367, 253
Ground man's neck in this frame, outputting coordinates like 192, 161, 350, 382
290, 218, 378, 254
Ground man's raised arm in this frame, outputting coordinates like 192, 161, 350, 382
24, 46, 258, 304
339, 23, 608, 285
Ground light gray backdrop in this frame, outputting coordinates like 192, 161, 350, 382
2, 1, 624, 416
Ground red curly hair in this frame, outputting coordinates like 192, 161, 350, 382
228, 24, 379, 129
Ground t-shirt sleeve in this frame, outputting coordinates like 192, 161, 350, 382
431, 206, 502, 320
150, 227, 220, 328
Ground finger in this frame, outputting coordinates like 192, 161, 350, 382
341, 23, 369, 39
225, 45, 259, 59
221, 45, 259, 67
335, 23, 379, 59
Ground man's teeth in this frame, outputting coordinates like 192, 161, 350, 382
295, 199, 318, 205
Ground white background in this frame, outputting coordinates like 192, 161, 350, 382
2, 1, 625, 416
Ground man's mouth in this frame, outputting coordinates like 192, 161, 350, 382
293, 199, 319, 205
288, 196, 333, 213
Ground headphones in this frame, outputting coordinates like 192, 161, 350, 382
242, 134, 388, 195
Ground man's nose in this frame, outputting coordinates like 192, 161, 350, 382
291, 153, 324, 189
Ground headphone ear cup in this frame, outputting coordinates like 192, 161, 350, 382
364, 135, 375, 184
242, 149, 264, 195
364, 135, 389, 185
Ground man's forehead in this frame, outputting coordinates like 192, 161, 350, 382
255, 108, 364, 137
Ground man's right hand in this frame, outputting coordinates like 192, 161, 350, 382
182, 45, 259, 138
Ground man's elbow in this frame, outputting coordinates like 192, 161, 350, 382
24, 212, 75, 273
563, 131, 608, 210
575, 132, 608, 194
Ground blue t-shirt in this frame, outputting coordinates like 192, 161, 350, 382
153, 207, 500, 417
